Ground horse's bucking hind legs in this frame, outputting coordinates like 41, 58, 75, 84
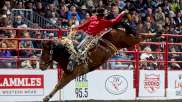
43, 64, 89, 102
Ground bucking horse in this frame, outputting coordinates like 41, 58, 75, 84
40, 28, 154, 102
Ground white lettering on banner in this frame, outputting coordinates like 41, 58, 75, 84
0, 78, 42, 87
0, 75, 43, 88
0, 69, 59, 101
139, 70, 165, 97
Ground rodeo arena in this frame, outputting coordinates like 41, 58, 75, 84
0, 0, 182, 102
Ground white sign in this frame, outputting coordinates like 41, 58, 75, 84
61, 70, 135, 100
167, 71, 182, 98
0, 69, 59, 102
139, 70, 165, 97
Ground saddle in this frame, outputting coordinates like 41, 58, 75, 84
66, 28, 113, 71
76, 28, 113, 64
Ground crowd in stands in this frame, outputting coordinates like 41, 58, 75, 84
0, 0, 181, 70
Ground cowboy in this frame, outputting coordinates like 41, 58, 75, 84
67, 8, 134, 71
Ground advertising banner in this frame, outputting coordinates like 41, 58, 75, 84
0, 69, 59, 101
139, 70, 165, 97
61, 70, 135, 100
167, 71, 182, 98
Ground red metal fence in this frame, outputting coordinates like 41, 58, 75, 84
0, 27, 181, 96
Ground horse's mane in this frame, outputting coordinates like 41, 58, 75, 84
53, 43, 71, 62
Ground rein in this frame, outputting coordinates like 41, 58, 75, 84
100, 39, 118, 53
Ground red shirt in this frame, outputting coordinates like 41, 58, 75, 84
77, 11, 126, 36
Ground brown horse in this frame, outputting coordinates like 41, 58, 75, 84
40, 29, 151, 102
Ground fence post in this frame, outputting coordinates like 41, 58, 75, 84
16, 29, 21, 68
164, 34, 169, 97
134, 44, 139, 97
57, 29, 63, 80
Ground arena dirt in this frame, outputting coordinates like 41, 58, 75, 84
51, 100, 182, 102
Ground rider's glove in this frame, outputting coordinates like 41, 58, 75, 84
125, 9, 129, 14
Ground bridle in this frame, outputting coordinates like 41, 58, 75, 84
40, 42, 54, 67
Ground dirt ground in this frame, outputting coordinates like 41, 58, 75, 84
51, 100, 182, 102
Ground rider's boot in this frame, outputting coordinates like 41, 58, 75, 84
67, 53, 79, 71
67, 34, 97, 71
65, 43, 79, 71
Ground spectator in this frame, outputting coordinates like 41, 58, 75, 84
21, 55, 39, 69
18, 26, 34, 58
0, 42, 12, 58
59, 4, 69, 28
67, 6, 81, 21
136, 22, 145, 33
86, 0, 95, 9
117, 0, 126, 10
109, 51, 129, 70
140, 46, 155, 70
146, 8, 155, 23
124, 0, 135, 11
45, 3, 58, 18
24, 1, 33, 9
174, 12, 182, 26
155, 6, 165, 26
34, 1, 45, 16
13, 16, 25, 28
15, 1, 24, 9
0, 42, 14, 68
32, 31, 42, 46
79, 5, 88, 20
49, 12, 58, 24
4, 1, 11, 16
68, 13, 79, 28
162, 0, 170, 16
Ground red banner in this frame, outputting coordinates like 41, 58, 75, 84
0, 75, 44, 89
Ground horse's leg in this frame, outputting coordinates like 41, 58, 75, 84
43, 72, 75, 102
43, 65, 89, 102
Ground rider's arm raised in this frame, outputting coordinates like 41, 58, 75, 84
111, 11, 126, 24
74, 16, 95, 31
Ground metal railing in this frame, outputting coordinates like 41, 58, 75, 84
11, 9, 61, 29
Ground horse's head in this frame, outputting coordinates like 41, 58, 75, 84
39, 41, 55, 70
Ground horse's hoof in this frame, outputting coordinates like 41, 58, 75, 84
43, 96, 50, 102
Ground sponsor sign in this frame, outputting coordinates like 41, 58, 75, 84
0, 69, 59, 101
61, 70, 135, 100
139, 70, 165, 97
0, 75, 44, 96
74, 74, 88, 98
144, 74, 160, 93
105, 75, 128, 95
168, 71, 182, 97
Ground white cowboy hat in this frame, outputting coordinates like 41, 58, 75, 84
81, 5, 87, 10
